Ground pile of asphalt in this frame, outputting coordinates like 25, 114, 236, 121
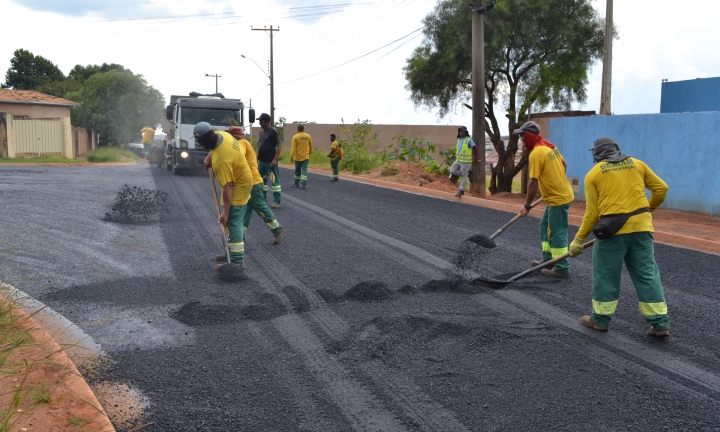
103, 184, 172, 223
464, 234, 497, 248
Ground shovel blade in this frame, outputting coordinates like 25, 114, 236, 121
472, 277, 510, 289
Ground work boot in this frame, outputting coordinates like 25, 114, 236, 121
215, 263, 245, 271
541, 268, 570, 279
292, 183, 299, 188
271, 203, 281, 209
333, 178, 339, 182
449, 174, 459, 184
649, 326, 670, 337
273, 227, 285, 245
455, 189, 465, 198
301, 185, 307, 189
580, 315, 608, 331
215, 253, 227, 262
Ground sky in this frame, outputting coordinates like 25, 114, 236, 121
1, 0, 719, 136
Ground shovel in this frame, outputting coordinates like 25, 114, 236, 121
472, 239, 596, 289
466, 197, 544, 248
208, 169, 230, 265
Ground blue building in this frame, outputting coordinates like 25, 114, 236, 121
660, 77, 720, 113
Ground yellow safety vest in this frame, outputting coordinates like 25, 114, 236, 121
457, 137, 473, 163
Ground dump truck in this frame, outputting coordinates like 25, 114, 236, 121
161, 92, 255, 174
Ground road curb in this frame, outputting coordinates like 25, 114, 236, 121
295, 165, 720, 257
0, 286, 115, 431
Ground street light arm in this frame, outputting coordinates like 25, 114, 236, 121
241, 55, 270, 79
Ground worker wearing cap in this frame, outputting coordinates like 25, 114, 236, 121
204, 126, 285, 248
516, 121, 574, 278
256, 113, 282, 208
141, 127, 155, 158
290, 124, 313, 189
569, 137, 670, 337
327, 134, 343, 181
448, 126, 480, 198
194, 122, 253, 270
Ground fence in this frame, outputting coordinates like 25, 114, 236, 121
74, 127, 99, 158
547, 111, 720, 215
0, 112, 96, 159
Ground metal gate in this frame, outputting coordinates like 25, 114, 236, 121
14, 119, 64, 156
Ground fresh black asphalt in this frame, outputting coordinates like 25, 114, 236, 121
0, 164, 719, 431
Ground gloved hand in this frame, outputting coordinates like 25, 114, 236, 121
569, 237, 585, 257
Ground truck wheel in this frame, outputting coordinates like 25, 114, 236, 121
165, 157, 171, 171
172, 155, 180, 176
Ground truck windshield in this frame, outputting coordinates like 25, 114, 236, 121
181, 108, 241, 127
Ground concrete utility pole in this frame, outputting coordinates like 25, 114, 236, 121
599, 0, 613, 115
470, 1, 493, 198
205, 73, 222, 94
252, 25, 280, 124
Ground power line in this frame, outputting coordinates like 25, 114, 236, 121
277, 26, 424, 84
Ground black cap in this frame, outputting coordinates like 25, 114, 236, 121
258, 113, 271, 122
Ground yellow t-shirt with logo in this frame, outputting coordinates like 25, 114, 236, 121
528, 145, 574, 206
290, 132, 313, 161
577, 158, 668, 240
211, 131, 253, 206
141, 127, 155, 144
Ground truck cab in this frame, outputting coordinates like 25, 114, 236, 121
162, 94, 246, 174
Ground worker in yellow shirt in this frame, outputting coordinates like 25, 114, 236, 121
141, 127, 156, 158
569, 137, 670, 337
205, 126, 284, 249
516, 121, 574, 278
327, 133, 343, 181
194, 122, 253, 270
290, 124, 313, 189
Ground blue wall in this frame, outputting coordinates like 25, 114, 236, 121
660, 77, 720, 113
547, 112, 720, 215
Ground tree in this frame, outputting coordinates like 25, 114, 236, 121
66, 69, 164, 146
68, 63, 125, 82
2, 48, 65, 90
404, 0, 606, 193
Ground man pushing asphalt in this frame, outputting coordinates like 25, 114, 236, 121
257, 113, 282, 208
569, 137, 670, 337
516, 121, 574, 278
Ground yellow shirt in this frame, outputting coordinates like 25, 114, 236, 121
529, 146, 574, 206
328, 141, 342, 159
238, 138, 264, 186
290, 132, 313, 161
141, 127, 155, 144
577, 158, 668, 240
211, 131, 253, 206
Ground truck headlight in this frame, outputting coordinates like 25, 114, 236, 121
180, 151, 189, 158
180, 140, 189, 149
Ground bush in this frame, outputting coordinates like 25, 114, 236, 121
86, 147, 139, 163
338, 120, 381, 173
424, 147, 456, 175
380, 163, 400, 176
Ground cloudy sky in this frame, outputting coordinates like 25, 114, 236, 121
1, 0, 718, 135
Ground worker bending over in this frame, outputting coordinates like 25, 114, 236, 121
290, 125, 313, 189
569, 137, 670, 337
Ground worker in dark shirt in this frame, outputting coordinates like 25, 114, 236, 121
256, 113, 282, 208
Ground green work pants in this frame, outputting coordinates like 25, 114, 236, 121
243, 183, 282, 233
330, 158, 340, 179
226, 205, 247, 264
294, 159, 309, 187
258, 160, 281, 205
590, 232, 669, 330
539, 203, 570, 274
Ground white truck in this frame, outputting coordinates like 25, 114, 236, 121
161, 92, 255, 174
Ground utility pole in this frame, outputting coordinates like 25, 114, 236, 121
83, 82, 87, 130
470, 1, 493, 198
205, 73, 222, 94
252, 25, 280, 124
599, 0, 613, 115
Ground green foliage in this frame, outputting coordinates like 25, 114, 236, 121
35, 80, 81, 99
68, 63, 125, 82
338, 120, 381, 173
404, 0, 606, 192
424, 147, 456, 175
380, 163, 400, 176
381, 135, 436, 163
66, 69, 164, 146
2, 49, 65, 90
86, 147, 139, 163
274, 116, 287, 144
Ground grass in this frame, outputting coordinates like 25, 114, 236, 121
86, 147, 139, 163
69, 415, 88, 427
0, 156, 83, 164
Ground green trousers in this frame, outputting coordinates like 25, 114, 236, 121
540, 203, 570, 274
294, 159, 309, 187
226, 205, 247, 264
258, 160, 281, 205
591, 232, 669, 330
330, 158, 340, 179
243, 183, 282, 233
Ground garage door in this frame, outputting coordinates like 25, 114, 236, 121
14, 119, 64, 156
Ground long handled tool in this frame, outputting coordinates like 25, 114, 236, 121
467, 197, 544, 248
472, 239, 596, 289
208, 169, 230, 265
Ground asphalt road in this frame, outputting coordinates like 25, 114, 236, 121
1, 163, 719, 431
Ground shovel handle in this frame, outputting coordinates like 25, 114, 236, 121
507, 239, 596, 283
208, 169, 231, 264
489, 197, 544, 240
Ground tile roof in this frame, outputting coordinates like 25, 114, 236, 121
0, 89, 76, 106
